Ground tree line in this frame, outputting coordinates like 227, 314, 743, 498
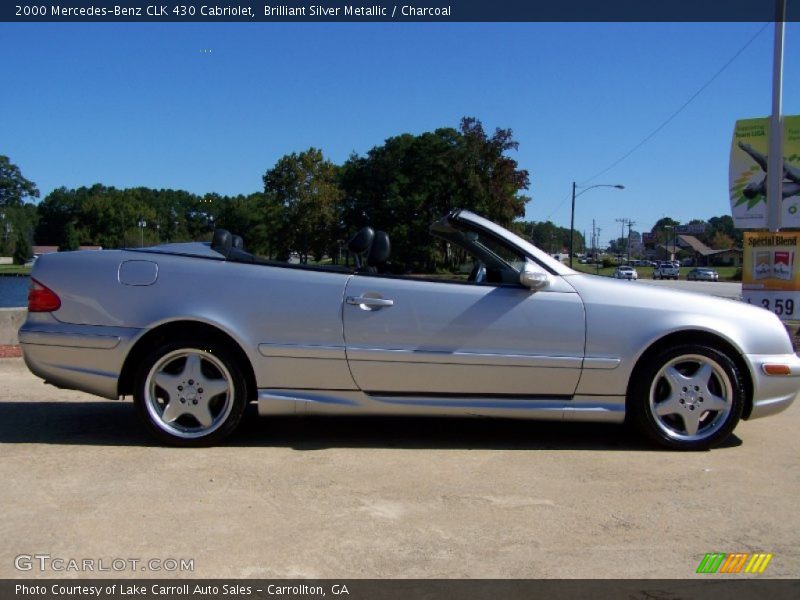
2, 118, 534, 271
1, 115, 740, 270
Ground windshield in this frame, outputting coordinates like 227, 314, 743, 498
445, 210, 577, 276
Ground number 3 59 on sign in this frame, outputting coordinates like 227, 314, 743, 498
744, 292, 798, 318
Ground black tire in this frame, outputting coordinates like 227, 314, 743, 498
133, 338, 248, 447
628, 344, 744, 450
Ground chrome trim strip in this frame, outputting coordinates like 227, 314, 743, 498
582, 357, 621, 370
258, 343, 346, 360
346, 347, 582, 368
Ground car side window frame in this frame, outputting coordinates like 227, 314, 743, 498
354, 221, 543, 288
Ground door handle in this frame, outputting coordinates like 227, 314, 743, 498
346, 295, 394, 309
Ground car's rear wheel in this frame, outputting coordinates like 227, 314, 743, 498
629, 344, 744, 450
134, 340, 248, 446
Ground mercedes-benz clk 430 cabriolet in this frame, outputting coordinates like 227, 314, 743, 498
19, 210, 799, 449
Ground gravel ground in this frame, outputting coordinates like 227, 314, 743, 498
0, 358, 798, 579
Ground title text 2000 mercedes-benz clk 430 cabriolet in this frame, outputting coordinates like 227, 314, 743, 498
19, 210, 799, 449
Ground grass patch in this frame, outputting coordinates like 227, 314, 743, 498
0, 264, 31, 276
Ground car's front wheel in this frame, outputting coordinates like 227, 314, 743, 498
134, 339, 248, 446
628, 344, 744, 450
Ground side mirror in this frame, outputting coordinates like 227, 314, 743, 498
520, 263, 550, 291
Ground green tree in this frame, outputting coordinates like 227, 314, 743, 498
707, 215, 742, 247
0, 155, 39, 208
650, 217, 680, 252
458, 117, 529, 224
216, 193, 272, 255
607, 237, 627, 256
514, 220, 581, 254
36, 187, 83, 247
60, 222, 80, 251
13, 229, 31, 264
650, 217, 679, 234
0, 157, 39, 258
710, 231, 735, 250
263, 148, 342, 263
340, 117, 530, 270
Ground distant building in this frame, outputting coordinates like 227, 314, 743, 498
31, 246, 58, 257
32, 245, 102, 257
677, 235, 740, 267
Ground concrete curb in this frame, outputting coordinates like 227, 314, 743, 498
0, 308, 26, 345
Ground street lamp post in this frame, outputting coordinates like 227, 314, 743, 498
137, 217, 147, 248
570, 182, 625, 268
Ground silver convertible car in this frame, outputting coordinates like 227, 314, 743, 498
19, 210, 800, 449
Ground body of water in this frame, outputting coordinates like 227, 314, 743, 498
0, 276, 30, 308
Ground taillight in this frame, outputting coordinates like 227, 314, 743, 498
28, 279, 61, 312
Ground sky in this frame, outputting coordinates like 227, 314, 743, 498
1, 21, 798, 246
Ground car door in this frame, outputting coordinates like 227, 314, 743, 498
342, 212, 589, 398
342, 271, 586, 397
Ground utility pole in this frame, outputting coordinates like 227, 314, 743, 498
626, 220, 636, 263
767, 0, 786, 232
615, 218, 636, 263
615, 218, 626, 261
595, 228, 602, 274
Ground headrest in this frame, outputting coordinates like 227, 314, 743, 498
347, 226, 375, 254
367, 231, 391, 266
211, 229, 232, 256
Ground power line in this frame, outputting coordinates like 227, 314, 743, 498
542, 22, 768, 223
580, 22, 770, 186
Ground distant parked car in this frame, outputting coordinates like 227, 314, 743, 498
688, 268, 719, 282
653, 262, 680, 280
613, 266, 638, 280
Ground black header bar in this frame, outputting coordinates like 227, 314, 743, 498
2, 1, 799, 23
2, 579, 800, 600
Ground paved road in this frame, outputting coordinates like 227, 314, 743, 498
0, 358, 797, 579
632, 278, 742, 300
